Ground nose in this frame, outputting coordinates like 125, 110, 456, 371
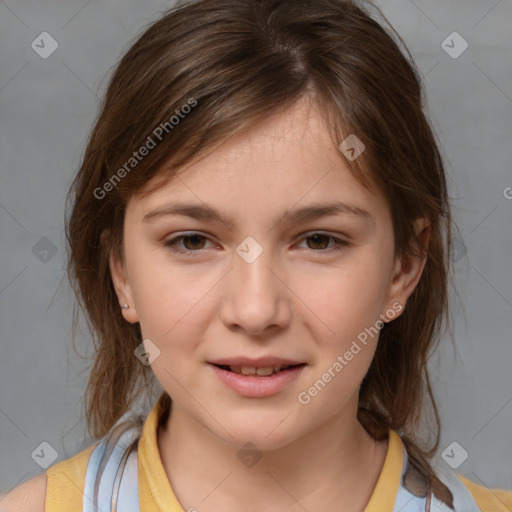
219, 242, 291, 337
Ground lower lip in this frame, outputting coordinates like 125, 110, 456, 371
209, 364, 306, 398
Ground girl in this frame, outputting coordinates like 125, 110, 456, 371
3, 0, 511, 510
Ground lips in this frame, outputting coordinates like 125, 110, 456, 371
208, 356, 306, 377
209, 361, 306, 397
215, 363, 304, 376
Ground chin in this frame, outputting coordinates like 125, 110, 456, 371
211, 407, 305, 452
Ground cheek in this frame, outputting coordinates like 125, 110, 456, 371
128, 245, 219, 339
296, 310, 381, 418
292, 260, 389, 346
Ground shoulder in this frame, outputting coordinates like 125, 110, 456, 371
458, 475, 512, 512
0, 443, 97, 512
0, 472, 47, 512
45, 443, 97, 511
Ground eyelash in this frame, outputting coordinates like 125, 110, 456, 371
163, 231, 349, 257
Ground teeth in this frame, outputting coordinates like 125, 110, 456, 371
228, 365, 292, 375
241, 366, 256, 375
256, 367, 274, 376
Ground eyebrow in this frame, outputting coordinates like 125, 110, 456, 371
142, 200, 373, 228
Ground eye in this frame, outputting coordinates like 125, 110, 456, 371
164, 232, 216, 256
297, 232, 349, 252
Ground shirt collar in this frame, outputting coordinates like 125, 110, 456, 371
138, 394, 404, 511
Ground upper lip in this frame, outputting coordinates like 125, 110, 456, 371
209, 356, 305, 368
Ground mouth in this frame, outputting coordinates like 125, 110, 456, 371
208, 360, 307, 397
211, 363, 307, 376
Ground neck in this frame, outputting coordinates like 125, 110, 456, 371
157, 401, 388, 512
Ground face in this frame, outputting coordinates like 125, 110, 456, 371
110, 96, 428, 450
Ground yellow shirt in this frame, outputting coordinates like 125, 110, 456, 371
45, 396, 512, 511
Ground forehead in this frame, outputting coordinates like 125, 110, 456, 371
127, 98, 389, 228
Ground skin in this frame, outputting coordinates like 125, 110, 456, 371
109, 95, 430, 512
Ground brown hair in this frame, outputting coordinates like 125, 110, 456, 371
65, 0, 455, 506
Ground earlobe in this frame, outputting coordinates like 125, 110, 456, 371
384, 218, 431, 319
107, 242, 139, 324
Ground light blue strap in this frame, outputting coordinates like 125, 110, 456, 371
392, 443, 482, 512
83, 439, 108, 512
83, 420, 142, 512
431, 459, 482, 512
393, 446, 427, 512
115, 443, 140, 512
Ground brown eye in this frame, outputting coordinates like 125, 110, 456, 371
297, 232, 349, 253
181, 234, 207, 250
306, 234, 331, 250
164, 232, 214, 256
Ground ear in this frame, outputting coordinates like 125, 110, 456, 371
103, 230, 139, 324
383, 217, 431, 321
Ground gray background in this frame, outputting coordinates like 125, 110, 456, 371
1, 0, 511, 498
